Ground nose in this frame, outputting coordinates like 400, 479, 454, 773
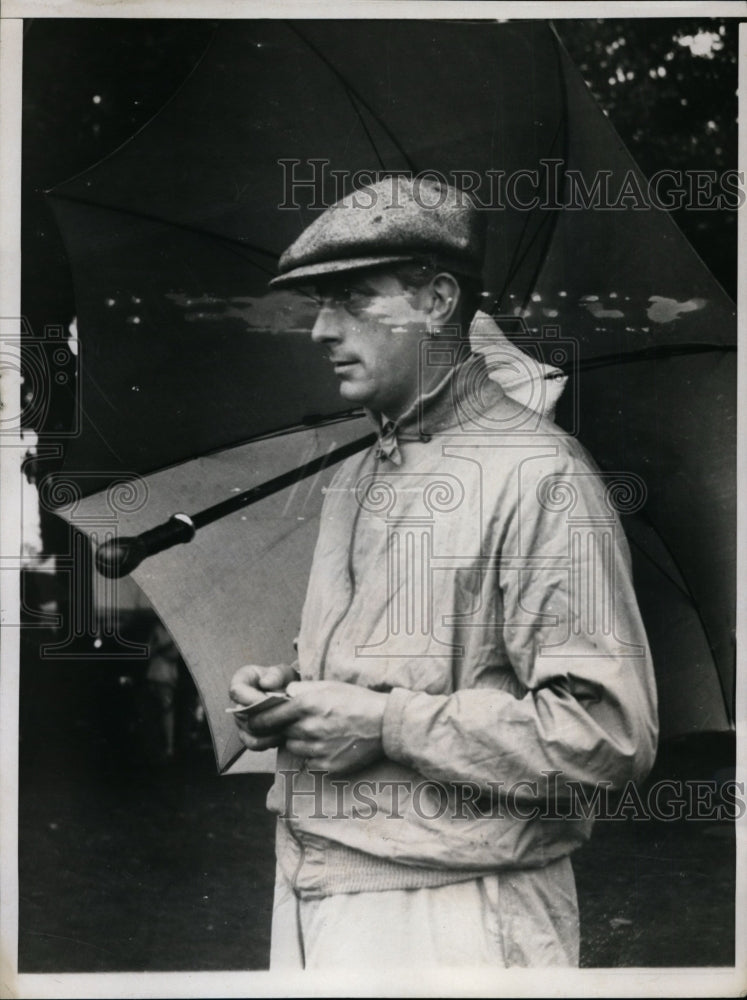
310, 302, 343, 344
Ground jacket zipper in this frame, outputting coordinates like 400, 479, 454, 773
317, 450, 370, 680
291, 448, 372, 895
287, 821, 307, 898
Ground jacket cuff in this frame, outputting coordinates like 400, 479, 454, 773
381, 687, 415, 763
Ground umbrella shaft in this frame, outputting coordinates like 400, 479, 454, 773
190, 433, 376, 530
95, 434, 376, 578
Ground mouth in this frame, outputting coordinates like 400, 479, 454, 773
331, 358, 359, 372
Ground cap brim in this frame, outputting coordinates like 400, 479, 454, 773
269, 255, 422, 289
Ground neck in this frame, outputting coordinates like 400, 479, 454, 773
368, 355, 470, 436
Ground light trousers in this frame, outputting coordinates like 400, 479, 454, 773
270, 856, 579, 969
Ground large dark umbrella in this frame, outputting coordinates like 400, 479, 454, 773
47, 20, 735, 773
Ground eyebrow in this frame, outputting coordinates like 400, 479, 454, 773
311, 280, 377, 299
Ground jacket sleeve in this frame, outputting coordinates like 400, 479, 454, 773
380, 444, 659, 795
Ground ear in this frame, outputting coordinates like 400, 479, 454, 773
428, 273, 461, 328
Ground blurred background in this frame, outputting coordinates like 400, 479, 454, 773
17, 16, 738, 971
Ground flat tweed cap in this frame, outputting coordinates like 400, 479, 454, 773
270, 175, 486, 288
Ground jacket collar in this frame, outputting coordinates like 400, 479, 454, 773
368, 350, 506, 465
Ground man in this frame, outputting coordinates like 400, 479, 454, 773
229, 176, 658, 968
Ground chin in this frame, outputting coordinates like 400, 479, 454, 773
337, 381, 377, 409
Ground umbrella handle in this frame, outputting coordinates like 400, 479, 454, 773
93, 432, 377, 578
95, 514, 196, 578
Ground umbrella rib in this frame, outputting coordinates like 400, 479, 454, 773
132, 409, 369, 478
221, 744, 251, 774
517, 26, 570, 313
286, 21, 417, 175
48, 191, 281, 274
46, 24, 221, 194
497, 113, 566, 301
201, 235, 279, 279
494, 26, 569, 309
568, 343, 736, 373
346, 90, 387, 173
497, 202, 557, 310
72, 377, 127, 464
73, 408, 125, 466
625, 531, 694, 603
567, 340, 735, 728
625, 514, 734, 726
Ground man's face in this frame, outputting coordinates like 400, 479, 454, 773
307, 269, 431, 418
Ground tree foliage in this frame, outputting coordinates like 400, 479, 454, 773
558, 18, 739, 297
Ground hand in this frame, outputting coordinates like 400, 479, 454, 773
249, 680, 388, 774
228, 663, 297, 752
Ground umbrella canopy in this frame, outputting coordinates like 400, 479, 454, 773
48, 20, 735, 771
537, 43, 735, 737
49, 19, 567, 483
65, 417, 370, 773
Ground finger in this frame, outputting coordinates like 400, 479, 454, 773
230, 685, 271, 708
311, 756, 336, 773
244, 716, 289, 736
249, 699, 307, 734
283, 720, 321, 741
231, 666, 296, 708
228, 664, 263, 705
233, 712, 280, 735
231, 664, 262, 686
285, 738, 324, 758
237, 729, 282, 751
257, 665, 289, 691
285, 680, 315, 698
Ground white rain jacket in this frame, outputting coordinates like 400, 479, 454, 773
268, 336, 658, 898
